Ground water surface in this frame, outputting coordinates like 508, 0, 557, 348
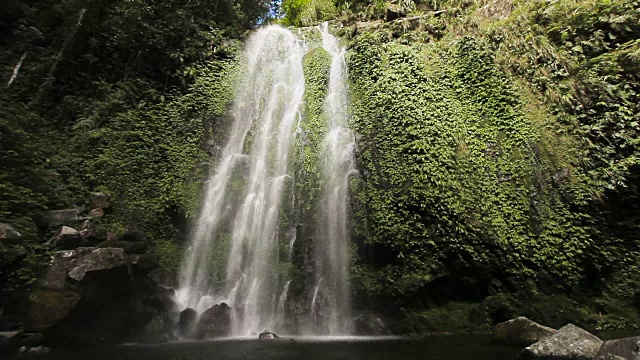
14, 336, 522, 360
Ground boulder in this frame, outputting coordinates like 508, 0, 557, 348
20, 333, 44, 346
89, 193, 111, 210
353, 313, 391, 336
25, 247, 130, 342
0, 330, 23, 350
40, 209, 80, 228
521, 324, 602, 360
492, 316, 556, 346
79, 229, 98, 245
178, 308, 198, 336
196, 303, 231, 339
143, 315, 171, 344
258, 331, 280, 339
49, 226, 83, 250
148, 268, 178, 289
19, 345, 50, 354
597, 336, 640, 360
0, 223, 22, 245
148, 286, 176, 311
88, 208, 104, 219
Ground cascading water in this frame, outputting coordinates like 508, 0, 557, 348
177, 23, 355, 337
312, 23, 356, 335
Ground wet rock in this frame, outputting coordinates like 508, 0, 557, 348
79, 229, 98, 245
20, 333, 44, 346
258, 331, 280, 339
492, 316, 556, 346
196, 303, 231, 339
178, 308, 198, 336
40, 209, 80, 228
143, 315, 171, 344
521, 323, 602, 360
88, 208, 104, 219
89, 193, 111, 210
0, 223, 22, 245
25, 247, 130, 344
148, 268, 178, 289
49, 226, 83, 250
0, 330, 23, 350
353, 313, 390, 336
19, 345, 50, 354
144, 286, 176, 313
597, 336, 640, 360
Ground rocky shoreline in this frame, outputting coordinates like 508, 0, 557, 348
492, 317, 640, 360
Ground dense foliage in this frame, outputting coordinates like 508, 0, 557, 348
0, 0, 266, 295
343, 0, 640, 331
1, 0, 638, 335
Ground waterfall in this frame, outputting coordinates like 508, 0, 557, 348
177, 23, 355, 337
314, 22, 355, 335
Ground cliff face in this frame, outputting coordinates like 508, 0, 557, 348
340, 0, 640, 332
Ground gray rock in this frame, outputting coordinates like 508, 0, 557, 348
49, 226, 83, 250
492, 316, 556, 346
88, 208, 104, 219
0, 223, 22, 245
178, 308, 198, 336
196, 303, 231, 339
26, 247, 128, 332
40, 209, 80, 228
20, 333, 44, 346
19, 345, 50, 353
259, 331, 280, 339
353, 313, 391, 336
521, 323, 602, 360
598, 336, 640, 360
89, 193, 111, 210
143, 315, 170, 344
0, 330, 23, 349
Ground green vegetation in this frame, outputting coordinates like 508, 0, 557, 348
1, 0, 638, 335
343, 0, 640, 331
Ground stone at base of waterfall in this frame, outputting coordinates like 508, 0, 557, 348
259, 331, 280, 339
178, 308, 198, 336
597, 336, 640, 360
521, 324, 602, 360
19, 346, 51, 354
0, 330, 23, 350
492, 316, 556, 346
353, 313, 391, 336
195, 303, 231, 339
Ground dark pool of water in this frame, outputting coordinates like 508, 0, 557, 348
9, 336, 524, 360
